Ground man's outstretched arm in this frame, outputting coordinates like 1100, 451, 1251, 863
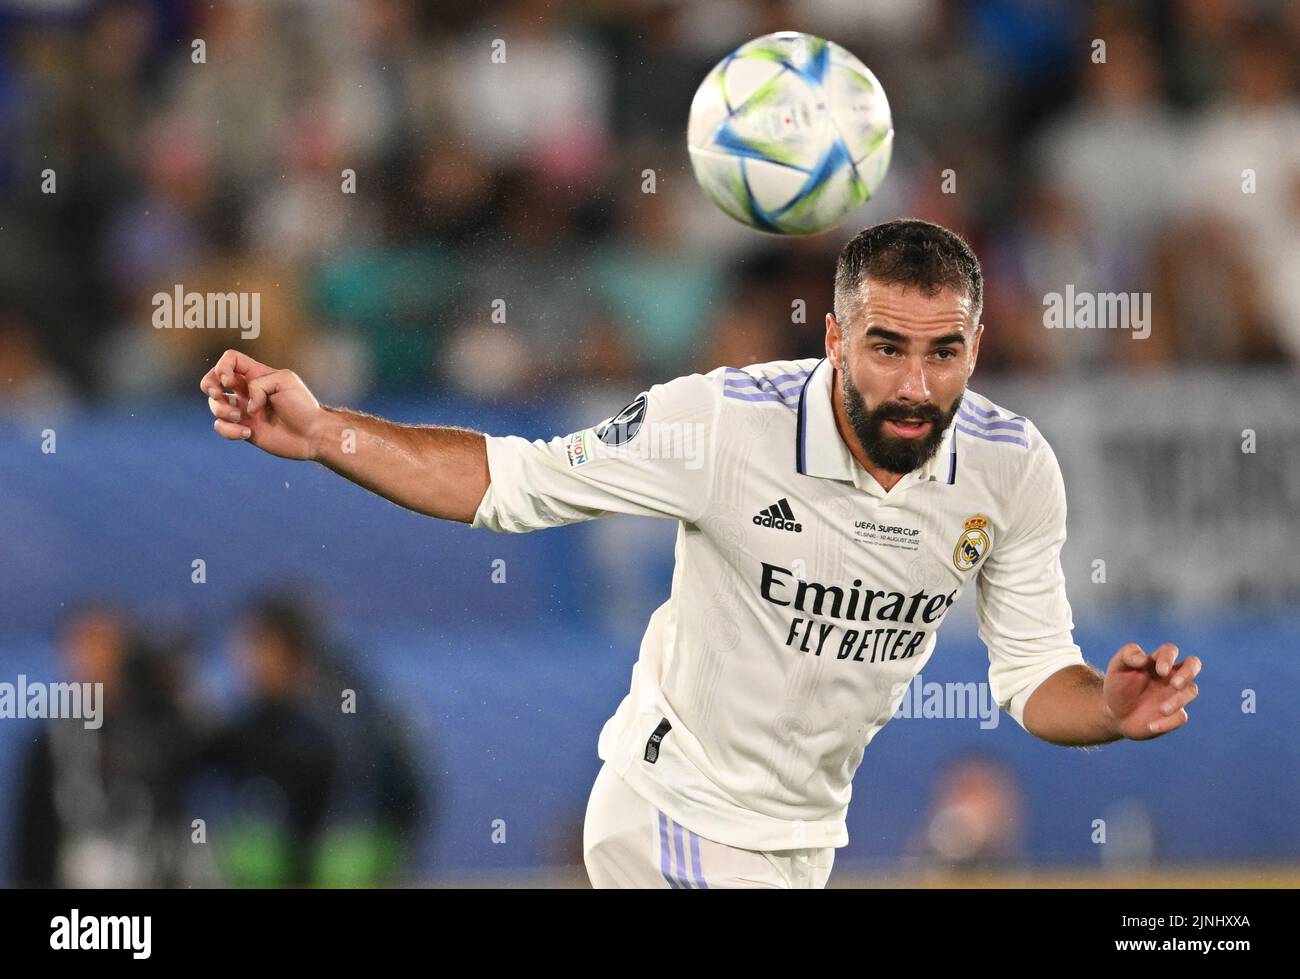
978, 424, 1202, 747
1022, 643, 1202, 747
312, 407, 489, 523
200, 349, 489, 523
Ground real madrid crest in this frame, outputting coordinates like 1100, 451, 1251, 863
953, 514, 991, 571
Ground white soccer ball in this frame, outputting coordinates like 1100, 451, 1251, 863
687, 31, 894, 236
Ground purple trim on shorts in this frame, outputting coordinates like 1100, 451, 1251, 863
658, 812, 679, 889
689, 831, 708, 889
672, 822, 691, 889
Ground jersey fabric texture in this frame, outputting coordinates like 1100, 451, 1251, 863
473, 356, 1086, 851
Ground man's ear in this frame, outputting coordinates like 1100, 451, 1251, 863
825, 312, 842, 364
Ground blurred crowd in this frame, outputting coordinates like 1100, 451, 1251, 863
0, 0, 1298, 418
11, 596, 425, 887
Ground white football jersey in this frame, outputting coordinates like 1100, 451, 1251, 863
472, 356, 1086, 851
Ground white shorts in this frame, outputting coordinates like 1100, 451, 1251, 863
582, 761, 836, 889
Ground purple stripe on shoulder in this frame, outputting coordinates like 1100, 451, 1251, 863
958, 408, 1025, 433
954, 423, 1029, 447
723, 388, 799, 407
723, 389, 785, 402
724, 372, 810, 395
959, 399, 1006, 419
722, 380, 802, 400
725, 367, 811, 383
763, 369, 814, 387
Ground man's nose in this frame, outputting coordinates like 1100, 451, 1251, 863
895, 357, 932, 403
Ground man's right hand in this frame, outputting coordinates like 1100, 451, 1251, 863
200, 348, 490, 522
200, 349, 325, 461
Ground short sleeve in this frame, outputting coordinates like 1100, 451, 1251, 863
977, 424, 1087, 731
471, 370, 723, 534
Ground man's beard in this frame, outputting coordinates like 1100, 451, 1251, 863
840, 359, 962, 475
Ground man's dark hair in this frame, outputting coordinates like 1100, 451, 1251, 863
833, 218, 983, 327
244, 593, 322, 666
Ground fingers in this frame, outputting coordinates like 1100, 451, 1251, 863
213, 418, 251, 441
1160, 681, 1198, 716
1148, 706, 1189, 736
1169, 654, 1202, 691
208, 396, 242, 424
1152, 642, 1180, 678
1112, 643, 1193, 683
1109, 641, 1198, 738
199, 349, 272, 399
1110, 643, 1148, 672
1147, 670, 1198, 737
246, 369, 297, 415
199, 351, 234, 399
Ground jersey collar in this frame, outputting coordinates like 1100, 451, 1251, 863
794, 357, 959, 488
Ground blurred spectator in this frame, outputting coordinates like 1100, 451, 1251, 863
162, 1, 298, 189
1180, 23, 1300, 360
984, 181, 1122, 373
1166, 0, 1251, 107
703, 292, 791, 368
1099, 798, 1158, 870
445, 0, 612, 185
1263, 171, 1300, 361
1144, 212, 1283, 364
0, 311, 77, 416
594, 184, 728, 373
12, 604, 205, 887
906, 755, 1025, 871
198, 594, 423, 886
1182, 24, 1300, 249
1031, 23, 1185, 274
308, 647, 425, 887
198, 595, 341, 886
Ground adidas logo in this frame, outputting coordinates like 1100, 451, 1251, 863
753, 497, 803, 533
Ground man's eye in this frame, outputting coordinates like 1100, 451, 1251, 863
875, 345, 898, 356
934, 349, 957, 360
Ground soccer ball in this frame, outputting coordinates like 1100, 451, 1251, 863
687, 31, 894, 236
